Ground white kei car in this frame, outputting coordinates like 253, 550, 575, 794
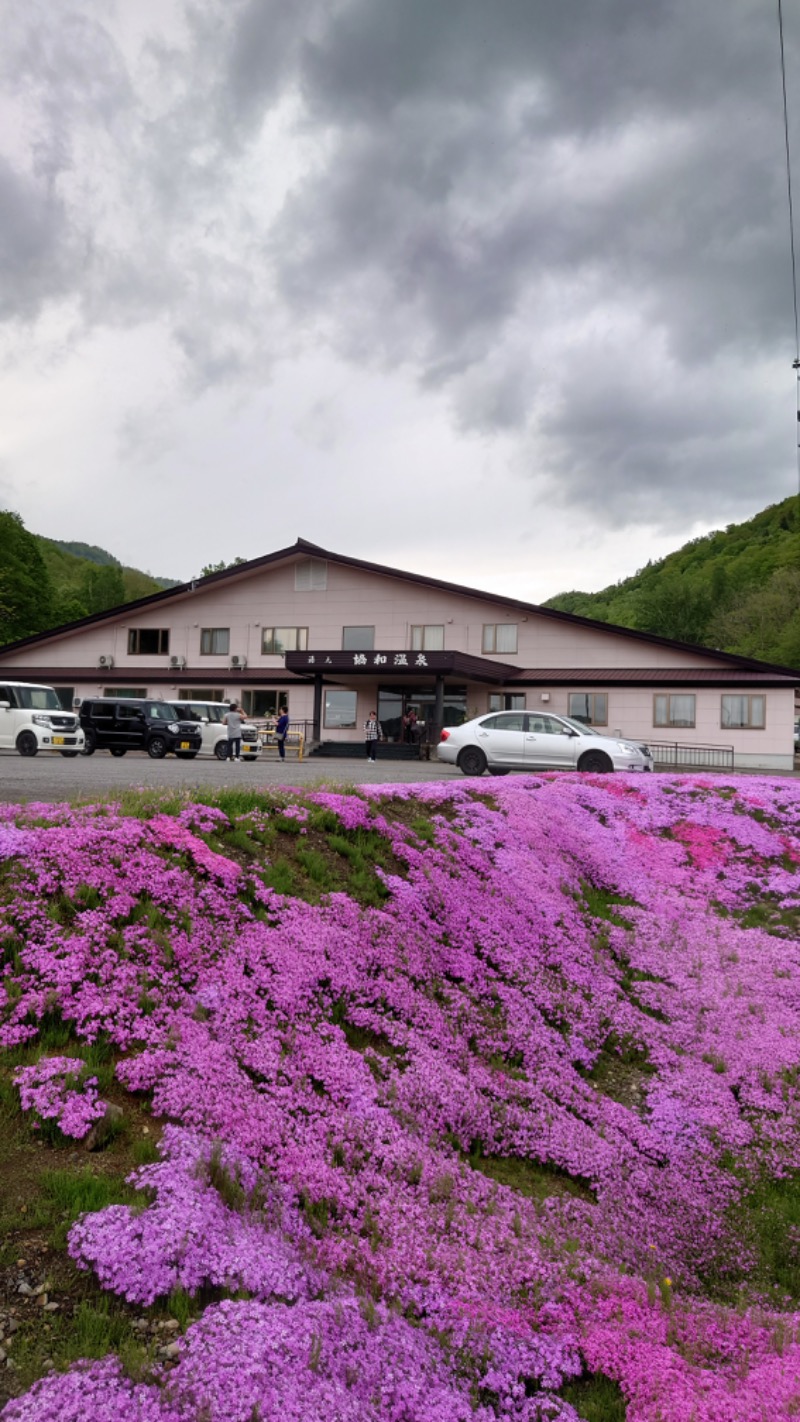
168, 701, 261, 760
438, 710, 654, 776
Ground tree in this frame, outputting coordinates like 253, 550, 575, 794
201, 557, 247, 577
78, 563, 126, 615
0, 510, 54, 645
633, 574, 711, 646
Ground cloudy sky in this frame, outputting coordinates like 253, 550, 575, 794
1, 0, 799, 600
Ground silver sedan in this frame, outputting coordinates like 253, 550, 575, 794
437, 710, 654, 776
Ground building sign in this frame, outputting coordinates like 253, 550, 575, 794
284, 649, 515, 683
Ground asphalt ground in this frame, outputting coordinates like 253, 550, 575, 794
0, 750, 462, 803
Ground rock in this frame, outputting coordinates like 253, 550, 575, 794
84, 1102, 124, 1152
160, 1341, 180, 1360
43, 1303, 58, 1313
7, 1320, 19, 1335
36, 1293, 48, 1307
16, 1283, 34, 1298
15, 1261, 26, 1270
163, 1319, 180, 1332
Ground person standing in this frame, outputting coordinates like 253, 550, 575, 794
364, 710, 381, 761
223, 701, 246, 761
275, 705, 290, 760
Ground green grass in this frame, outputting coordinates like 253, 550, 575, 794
467, 1153, 597, 1205
560, 1372, 627, 1421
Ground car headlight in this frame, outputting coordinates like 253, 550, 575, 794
616, 741, 640, 754
32, 714, 52, 728
167, 722, 180, 734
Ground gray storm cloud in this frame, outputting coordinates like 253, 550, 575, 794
0, 0, 797, 532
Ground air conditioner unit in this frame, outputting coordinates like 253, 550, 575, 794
540, 692, 550, 702
230, 654, 247, 669
169, 655, 186, 669
97, 655, 114, 669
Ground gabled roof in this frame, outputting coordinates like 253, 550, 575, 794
0, 535, 798, 679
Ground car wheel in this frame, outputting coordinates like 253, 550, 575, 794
175, 752, 198, 759
488, 767, 510, 776
214, 741, 229, 761
578, 750, 613, 773
147, 736, 168, 759
60, 750, 80, 758
109, 748, 127, 758
81, 732, 96, 757
16, 731, 38, 758
458, 746, 487, 777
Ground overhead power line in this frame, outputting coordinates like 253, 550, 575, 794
777, 0, 800, 501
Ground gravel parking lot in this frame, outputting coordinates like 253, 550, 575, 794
0, 750, 462, 803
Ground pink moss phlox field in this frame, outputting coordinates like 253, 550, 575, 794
1, 775, 800, 1419
13, 1055, 106, 1138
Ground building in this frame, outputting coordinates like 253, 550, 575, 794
0, 538, 796, 770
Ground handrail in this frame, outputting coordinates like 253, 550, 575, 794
646, 740, 735, 771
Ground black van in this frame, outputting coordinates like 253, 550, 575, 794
79, 699, 203, 759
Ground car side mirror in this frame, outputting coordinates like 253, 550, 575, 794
0, 701, 9, 710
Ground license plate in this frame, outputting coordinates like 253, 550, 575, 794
180, 741, 190, 750
53, 737, 64, 746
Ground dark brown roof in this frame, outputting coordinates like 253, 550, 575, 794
508, 668, 798, 688
1, 535, 798, 681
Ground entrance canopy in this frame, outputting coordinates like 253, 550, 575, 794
284, 649, 514, 683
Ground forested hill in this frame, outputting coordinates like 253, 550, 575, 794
0, 510, 178, 646
545, 497, 800, 666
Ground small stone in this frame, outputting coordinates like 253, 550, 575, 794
7, 1319, 19, 1335
15, 1260, 26, 1270
43, 1303, 58, 1313
84, 1102, 124, 1152
161, 1341, 180, 1360
17, 1283, 34, 1298
142, 1125, 150, 1135
163, 1319, 180, 1332
37, 1294, 49, 1308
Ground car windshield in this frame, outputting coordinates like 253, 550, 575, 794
13, 686, 62, 712
146, 702, 177, 722
168, 705, 201, 722
558, 715, 600, 737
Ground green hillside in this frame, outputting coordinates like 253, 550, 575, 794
0, 510, 178, 646
545, 496, 800, 667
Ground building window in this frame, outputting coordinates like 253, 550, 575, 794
295, 557, 327, 591
568, 693, 608, 726
411, 625, 444, 651
489, 693, 526, 712
482, 624, 518, 654
262, 627, 308, 655
721, 694, 766, 730
242, 690, 289, 718
200, 628, 230, 656
324, 690, 358, 729
103, 688, 146, 699
185, 688, 225, 701
342, 626, 375, 651
653, 694, 696, 729
128, 628, 170, 655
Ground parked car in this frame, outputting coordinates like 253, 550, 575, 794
168, 701, 261, 760
79, 699, 202, 759
0, 680, 85, 757
438, 710, 654, 776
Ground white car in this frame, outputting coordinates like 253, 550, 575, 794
0, 680, 85, 757
438, 710, 653, 776
168, 701, 261, 761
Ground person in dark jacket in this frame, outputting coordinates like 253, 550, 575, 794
275, 706, 290, 760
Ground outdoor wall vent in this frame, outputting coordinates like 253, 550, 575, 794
540, 692, 550, 702
97, 654, 114, 669
169, 655, 186, 670
230, 654, 247, 669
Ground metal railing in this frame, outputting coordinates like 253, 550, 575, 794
251, 718, 313, 761
646, 740, 735, 772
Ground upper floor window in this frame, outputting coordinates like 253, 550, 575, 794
721, 694, 765, 730
262, 627, 308, 655
653, 693, 696, 729
482, 624, 518, 655
103, 688, 146, 699
568, 693, 608, 726
489, 693, 526, 712
128, 628, 170, 655
295, 557, 327, 591
184, 689, 225, 702
342, 626, 375, 651
200, 627, 230, 656
411, 625, 444, 651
